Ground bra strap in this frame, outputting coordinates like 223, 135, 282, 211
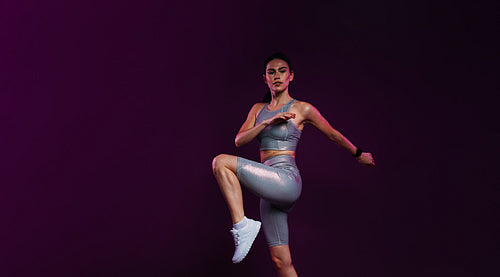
284, 99, 295, 112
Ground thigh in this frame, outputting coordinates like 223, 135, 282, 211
237, 157, 301, 205
260, 199, 291, 247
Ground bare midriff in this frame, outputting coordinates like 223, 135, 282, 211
260, 150, 295, 163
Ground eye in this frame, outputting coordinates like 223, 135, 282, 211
279, 70, 286, 73
267, 71, 275, 75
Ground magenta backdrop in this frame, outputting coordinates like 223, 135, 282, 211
0, 0, 497, 276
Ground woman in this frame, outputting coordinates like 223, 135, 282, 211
212, 52, 375, 277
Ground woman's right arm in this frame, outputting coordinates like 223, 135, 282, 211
235, 103, 296, 147
234, 103, 268, 147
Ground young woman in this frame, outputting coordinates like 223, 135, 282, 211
212, 52, 375, 277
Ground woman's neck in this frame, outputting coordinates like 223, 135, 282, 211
270, 91, 292, 106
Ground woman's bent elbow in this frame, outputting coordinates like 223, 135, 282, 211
234, 137, 246, 147
234, 139, 242, 147
327, 132, 340, 143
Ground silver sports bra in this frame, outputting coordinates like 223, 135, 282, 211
255, 99, 302, 151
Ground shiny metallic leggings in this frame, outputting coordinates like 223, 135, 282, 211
236, 155, 302, 247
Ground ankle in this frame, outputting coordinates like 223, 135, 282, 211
233, 216, 248, 230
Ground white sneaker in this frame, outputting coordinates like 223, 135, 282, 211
230, 218, 261, 263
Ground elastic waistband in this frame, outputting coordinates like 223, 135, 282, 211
262, 154, 297, 167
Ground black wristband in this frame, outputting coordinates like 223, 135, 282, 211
352, 147, 363, 158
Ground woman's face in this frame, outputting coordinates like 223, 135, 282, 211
264, 58, 294, 93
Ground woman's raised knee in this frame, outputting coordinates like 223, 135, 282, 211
212, 154, 235, 173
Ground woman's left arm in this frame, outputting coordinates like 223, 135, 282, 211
300, 102, 375, 167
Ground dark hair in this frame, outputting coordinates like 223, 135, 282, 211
262, 52, 293, 103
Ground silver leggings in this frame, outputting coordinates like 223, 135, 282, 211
236, 155, 302, 247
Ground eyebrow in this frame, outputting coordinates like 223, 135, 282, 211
267, 67, 288, 71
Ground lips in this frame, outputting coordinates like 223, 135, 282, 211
273, 82, 282, 85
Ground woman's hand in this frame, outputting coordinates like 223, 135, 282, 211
356, 152, 375, 167
264, 112, 296, 126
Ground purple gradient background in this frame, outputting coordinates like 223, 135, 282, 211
1, 1, 497, 276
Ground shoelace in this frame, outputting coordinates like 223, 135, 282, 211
230, 229, 241, 246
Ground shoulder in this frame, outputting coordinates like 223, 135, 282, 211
252, 102, 267, 109
246, 102, 266, 117
291, 100, 317, 115
250, 102, 266, 112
